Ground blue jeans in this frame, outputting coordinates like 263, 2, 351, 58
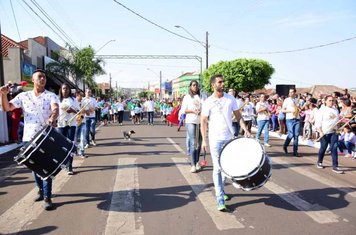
318, 133, 339, 167
147, 111, 154, 124
186, 123, 202, 166
338, 141, 355, 154
32, 172, 52, 198
57, 126, 76, 171
85, 117, 96, 144
232, 122, 240, 137
271, 114, 278, 131
186, 131, 191, 155
256, 120, 270, 144
210, 139, 229, 204
284, 119, 300, 154
75, 123, 86, 155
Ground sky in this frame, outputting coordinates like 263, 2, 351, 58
1, 0, 355, 89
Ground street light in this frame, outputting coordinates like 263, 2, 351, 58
147, 68, 162, 100
174, 25, 209, 69
96, 39, 116, 54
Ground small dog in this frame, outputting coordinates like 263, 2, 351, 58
123, 130, 135, 140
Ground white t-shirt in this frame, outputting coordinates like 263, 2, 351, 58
82, 97, 97, 118
58, 97, 79, 127
242, 103, 254, 121
232, 98, 243, 122
256, 101, 271, 121
116, 102, 125, 111
283, 97, 299, 120
144, 100, 155, 112
10, 90, 59, 141
181, 94, 201, 124
201, 93, 238, 141
314, 106, 339, 135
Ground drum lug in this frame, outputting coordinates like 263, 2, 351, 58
49, 137, 55, 142
29, 160, 34, 164
61, 147, 68, 152
39, 148, 45, 154
66, 138, 71, 142
70, 153, 76, 157
42, 131, 47, 136
31, 143, 37, 148
43, 169, 48, 174
52, 159, 58, 164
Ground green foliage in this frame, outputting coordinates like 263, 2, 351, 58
138, 91, 154, 99
202, 58, 274, 93
45, 45, 105, 90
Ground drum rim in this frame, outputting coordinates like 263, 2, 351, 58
219, 137, 266, 180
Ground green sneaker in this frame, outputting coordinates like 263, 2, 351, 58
217, 203, 227, 211
223, 194, 231, 201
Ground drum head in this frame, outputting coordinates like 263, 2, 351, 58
220, 138, 264, 178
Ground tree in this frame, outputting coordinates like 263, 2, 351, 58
202, 58, 274, 93
138, 90, 154, 99
45, 45, 105, 90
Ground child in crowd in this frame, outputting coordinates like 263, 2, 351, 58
338, 125, 356, 158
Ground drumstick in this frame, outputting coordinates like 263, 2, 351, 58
315, 115, 355, 141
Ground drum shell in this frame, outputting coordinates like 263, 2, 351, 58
14, 126, 75, 180
219, 137, 272, 191
232, 156, 271, 191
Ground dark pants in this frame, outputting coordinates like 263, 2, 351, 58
147, 111, 154, 124
338, 141, 355, 154
57, 126, 76, 171
232, 121, 240, 137
85, 117, 96, 144
118, 111, 124, 124
318, 133, 339, 167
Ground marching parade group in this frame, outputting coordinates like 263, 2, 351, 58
1, 69, 356, 212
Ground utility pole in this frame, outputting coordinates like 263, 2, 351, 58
115, 80, 118, 99
205, 31, 209, 69
109, 73, 112, 99
0, 21, 9, 143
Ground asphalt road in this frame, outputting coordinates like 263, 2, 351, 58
0, 119, 355, 235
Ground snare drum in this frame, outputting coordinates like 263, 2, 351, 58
14, 125, 75, 180
219, 138, 271, 191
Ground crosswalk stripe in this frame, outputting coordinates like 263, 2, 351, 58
105, 158, 144, 235
265, 181, 340, 224
171, 157, 245, 230
272, 157, 356, 198
0, 158, 85, 234
167, 137, 245, 230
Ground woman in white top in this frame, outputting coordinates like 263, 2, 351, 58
116, 97, 125, 125
180, 80, 202, 173
57, 83, 78, 175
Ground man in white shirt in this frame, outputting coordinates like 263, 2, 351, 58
315, 95, 344, 174
282, 88, 301, 157
144, 97, 155, 125
201, 74, 251, 212
82, 89, 98, 148
255, 94, 272, 147
1, 69, 59, 210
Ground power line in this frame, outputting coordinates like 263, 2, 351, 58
112, 0, 356, 55
29, 0, 77, 47
112, 0, 205, 45
9, 0, 21, 41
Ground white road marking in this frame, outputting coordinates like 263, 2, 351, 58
167, 137, 245, 230
265, 181, 340, 224
0, 158, 85, 234
272, 157, 356, 198
105, 158, 144, 235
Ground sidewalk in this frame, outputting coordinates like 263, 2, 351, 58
0, 142, 24, 155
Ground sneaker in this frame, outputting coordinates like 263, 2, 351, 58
195, 163, 201, 171
79, 154, 87, 159
67, 170, 74, 175
223, 194, 231, 201
345, 154, 352, 158
317, 162, 325, 169
91, 140, 96, 146
44, 198, 54, 211
332, 167, 344, 174
190, 166, 197, 173
84, 144, 89, 149
293, 152, 302, 157
34, 190, 44, 202
264, 143, 272, 147
217, 200, 228, 212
